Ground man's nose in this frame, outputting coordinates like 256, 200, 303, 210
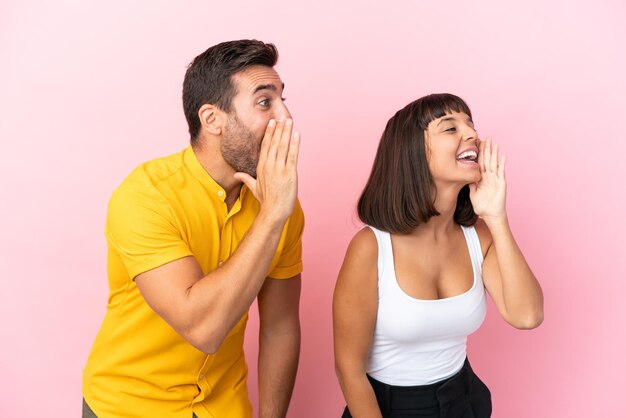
274, 101, 291, 121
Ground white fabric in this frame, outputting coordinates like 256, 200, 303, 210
366, 225, 487, 386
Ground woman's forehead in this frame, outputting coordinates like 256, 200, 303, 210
429, 111, 472, 126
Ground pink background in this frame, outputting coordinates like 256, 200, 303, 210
1, 1, 624, 416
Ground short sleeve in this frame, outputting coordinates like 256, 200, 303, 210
267, 199, 305, 279
105, 182, 193, 280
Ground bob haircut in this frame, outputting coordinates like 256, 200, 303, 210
357, 93, 478, 234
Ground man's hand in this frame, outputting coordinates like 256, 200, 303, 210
234, 118, 300, 224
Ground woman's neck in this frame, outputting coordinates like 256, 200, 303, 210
414, 183, 463, 238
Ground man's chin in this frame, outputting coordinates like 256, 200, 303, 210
225, 159, 257, 179
242, 167, 257, 178
234, 168, 257, 179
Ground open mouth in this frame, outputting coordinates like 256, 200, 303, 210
456, 150, 478, 163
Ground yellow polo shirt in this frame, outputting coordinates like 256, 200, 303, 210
83, 146, 304, 418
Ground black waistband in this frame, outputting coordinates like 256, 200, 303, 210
367, 359, 475, 412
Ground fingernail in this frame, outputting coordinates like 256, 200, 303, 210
268, 119, 276, 127
285, 118, 293, 126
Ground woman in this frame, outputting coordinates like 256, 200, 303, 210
333, 94, 543, 418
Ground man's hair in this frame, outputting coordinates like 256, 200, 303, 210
357, 93, 477, 234
182, 39, 279, 143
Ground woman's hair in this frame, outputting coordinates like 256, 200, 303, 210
357, 93, 477, 234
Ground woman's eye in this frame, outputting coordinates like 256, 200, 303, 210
445, 127, 456, 132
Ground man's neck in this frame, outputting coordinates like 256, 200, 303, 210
192, 141, 243, 209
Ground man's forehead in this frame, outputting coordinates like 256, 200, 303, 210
232, 65, 284, 93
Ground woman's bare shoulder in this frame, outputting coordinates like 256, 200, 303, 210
349, 227, 377, 252
337, 227, 378, 284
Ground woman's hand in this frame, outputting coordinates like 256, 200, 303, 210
470, 139, 544, 330
469, 138, 507, 223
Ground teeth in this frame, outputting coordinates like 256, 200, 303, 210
457, 150, 477, 160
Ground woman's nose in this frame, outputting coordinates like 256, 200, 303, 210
463, 126, 477, 141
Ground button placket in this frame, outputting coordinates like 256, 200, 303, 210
219, 219, 233, 271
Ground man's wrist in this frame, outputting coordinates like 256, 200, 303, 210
257, 207, 290, 229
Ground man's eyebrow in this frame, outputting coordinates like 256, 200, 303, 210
252, 82, 285, 94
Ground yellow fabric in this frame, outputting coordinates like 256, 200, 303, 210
83, 146, 304, 418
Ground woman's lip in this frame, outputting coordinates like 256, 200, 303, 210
457, 159, 479, 166
456, 148, 479, 158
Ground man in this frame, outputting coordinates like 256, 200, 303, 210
83, 40, 303, 418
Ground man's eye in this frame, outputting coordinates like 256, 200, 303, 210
258, 99, 270, 106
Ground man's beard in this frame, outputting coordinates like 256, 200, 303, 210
221, 113, 261, 178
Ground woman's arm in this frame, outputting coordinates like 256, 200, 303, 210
333, 228, 383, 417
477, 219, 544, 329
471, 138, 544, 329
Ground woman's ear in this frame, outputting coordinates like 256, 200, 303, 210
198, 104, 224, 135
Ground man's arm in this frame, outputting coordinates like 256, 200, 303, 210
135, 119, 300, 354
257, 275, 301, 418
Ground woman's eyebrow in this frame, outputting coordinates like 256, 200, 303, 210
436, 115, 474, 126
437, 116, 456, 126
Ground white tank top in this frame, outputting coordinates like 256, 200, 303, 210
366, 225, 487, 386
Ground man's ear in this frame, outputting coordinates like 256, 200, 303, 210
198, 104, 225, 135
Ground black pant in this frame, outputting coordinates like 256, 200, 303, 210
341, 359, 491, 418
